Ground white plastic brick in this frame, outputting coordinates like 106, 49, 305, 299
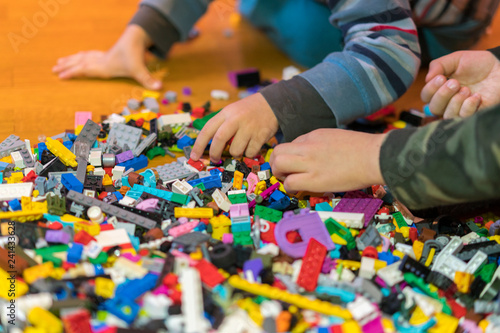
0, 182, 33, 201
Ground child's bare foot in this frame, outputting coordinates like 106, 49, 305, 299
52, 25, 162, 90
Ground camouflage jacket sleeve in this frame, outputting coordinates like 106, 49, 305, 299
379, 105, 500, 210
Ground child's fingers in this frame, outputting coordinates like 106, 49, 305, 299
442, 87, 470, 119
420, 75, 446, 103
425, 52, 461, 82
269, 153, 307, 180
283, 173, 310, 193
458, 94, 482, 118
228, 130, 252, 159
58, 64, 85, 79
208, 123, 237, 163
132, 66, 162, 91
428, 79, 461, 116
191, 115, 226, 160
245, 138, 264, 159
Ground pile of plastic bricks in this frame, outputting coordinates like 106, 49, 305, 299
1, 92, 500, 333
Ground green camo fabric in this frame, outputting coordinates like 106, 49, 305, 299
380, 105, 500, 210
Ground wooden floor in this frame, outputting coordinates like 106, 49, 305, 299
1, 0, 500, 151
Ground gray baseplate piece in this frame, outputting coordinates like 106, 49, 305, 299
66, 190, 156, 229
155, 161, 197, 183
0, 135, 26, 158
107, 123, 143, 151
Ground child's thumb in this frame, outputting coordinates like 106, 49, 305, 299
134, 66, 162, 90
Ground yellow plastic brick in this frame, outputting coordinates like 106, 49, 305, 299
28, 307, 63, 333
233, 170, 244, 190
74, 221, 100, 236
95, 277, 115, 299
341, 320, 362, 333
413, 240, 424, 261
454, 271, 474, 294
228, 275, 352, 319
428, 312, 459, 333
409, 306, 430, 325
45, 138, 77, 167
142, 91, 161, 100
264, 148, 273, 162
23, 262, 54, 284
210, 215, 231, 240
174, 207, 214, 219
424, 248, 436, 267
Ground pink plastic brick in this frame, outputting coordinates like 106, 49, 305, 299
75, 112, 92, 129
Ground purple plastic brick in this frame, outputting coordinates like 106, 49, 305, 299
243, 258, 263, 281
274, 211, 335, 259
182, 86, 192, 96
342, 190, 371, 199
45, 230, 71, 244
115, 150, 134, 164
333, 198, 383, 227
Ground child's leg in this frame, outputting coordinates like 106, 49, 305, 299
239, 0, 342, 68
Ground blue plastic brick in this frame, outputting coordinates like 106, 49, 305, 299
315, 202, 333, 212
61, 173, 84, 193
102, 297, 140, 324
269, 190, 286, 203
62, 140, 73, 151
131, 184, 190, 205
37, 142, 47, 161
67, 243, 84, 263
117, 154, 148, 172
114, 273, 158, 301
187, 175, 222, 190
9, 199, 22, 211
260, 162, 271, 171
176, 135, 195, 149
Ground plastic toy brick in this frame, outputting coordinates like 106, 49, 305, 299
103, 296, 140, 324
296, 238, 327, 292
356, 225, 382, 250
107, 123, 143, 150
228, 190, 247, 204
332, 198, 383, 227
392, 211, 408, 229
23, 261, 54, 284
0, 268, 28, 300
131, 184, 189, 205
155, 160, 197, 183
133, 133, 157, 157
67, 243, 84, 263
0, 196, 47, 222
0, 134, 25, 158
174, 207, 214, 219
115, 150, 134, 164
324, 218, 356, 250
211, 188, 231, 212
228, 275, 352, 319
61, 173, 84, 193
45, 229, 71, 244
230, 203, 250, 217
45, 137, 78, 167
18, 148, 35, 168
66, 190, 156, 229
232, 170, 244, 189
194, 259, 226, 288
168, 220, 199, 237
210, 215, 232, 240
28, 306, 63, 333
62, 309, 92, 333
158, 113, 192, 130
249, 182, 280, 209
456, 240, 500, 261
254, 205, 282, 223
117, 154, 148, 172
0, 182, 33, 201
72, 119, 101, 154
399, 255, 430, 280
188, 175, 222, 190
463, 250, 488, 274
275, 211, 335, 258
231, 215, 251, 232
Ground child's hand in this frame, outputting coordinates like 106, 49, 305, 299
190, 93, 279, 162
421, 50, 500, 119
269, 128, 385, 193
52, 25, 162, 90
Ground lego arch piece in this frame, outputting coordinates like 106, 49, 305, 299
274, 211, 335, 258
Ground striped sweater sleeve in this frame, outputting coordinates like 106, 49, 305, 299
299, 0, 421, 126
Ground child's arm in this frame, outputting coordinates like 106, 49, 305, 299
53, 0, 210, 89
421, 49, 500, 118
259, 0, 421, 142
270, 106, 500, 210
